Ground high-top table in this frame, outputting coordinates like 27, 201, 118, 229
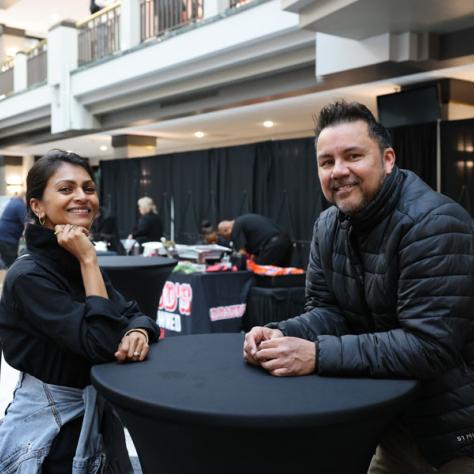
98, 256, 176, 321
91, 333, 418, 474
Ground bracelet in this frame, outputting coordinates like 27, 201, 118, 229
124, 328, 149, 344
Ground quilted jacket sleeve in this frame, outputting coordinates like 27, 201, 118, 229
271, 217, 351, 341
317, 203, 474, 379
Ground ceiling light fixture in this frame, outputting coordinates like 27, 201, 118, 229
263, 120, 274, 128
194, 131, 205, 138
99, 145, 108, 151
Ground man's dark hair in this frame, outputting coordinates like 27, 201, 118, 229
314, 100, 392, 153
26, 149, 95, 224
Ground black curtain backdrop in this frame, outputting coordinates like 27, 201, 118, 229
100, 159, 141, 238
99, 126, 452, 268
441, 118, 474, 216
389, 122, 438, 190
214, 143, 257, 225
99, 137, 324, 267
139, 155, 173, 239
253, 139, 326, 267
171, 150, 215, 244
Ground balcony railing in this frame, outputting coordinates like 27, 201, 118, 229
140, 0, 203, 42
27, 40, 48, 87
0, 58, 14, 97
77, 2, 121, 66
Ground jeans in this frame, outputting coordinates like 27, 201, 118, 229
0, 373, 104, 474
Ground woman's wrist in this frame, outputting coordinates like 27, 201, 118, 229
124, 328, 149, 344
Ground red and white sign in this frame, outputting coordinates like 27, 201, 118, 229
158, 281, 193, 332
209, 303, 246, 322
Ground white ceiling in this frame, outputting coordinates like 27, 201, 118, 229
1, 0, 474, 163
0, 0, 90, 37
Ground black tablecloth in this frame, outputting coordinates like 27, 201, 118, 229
92, 333, 418, 474
159, 271, 254, 336
98, 256, 176, 321
242, 285, 305, 330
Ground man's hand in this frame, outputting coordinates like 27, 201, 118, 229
115, 331, 149, 362
243, 326, 283, 365
255, 337, 316, 376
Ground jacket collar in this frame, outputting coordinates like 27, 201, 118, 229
337, 165, 404, 233
25, 224, 82, 281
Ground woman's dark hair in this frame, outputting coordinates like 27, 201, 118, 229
314, 100, 392, 153
26, 149, 95, 224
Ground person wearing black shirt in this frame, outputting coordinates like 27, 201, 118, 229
129, 196, 163, 245
0, 150, 159, 472
218, 213, 292, 266
91, 206, 125, 254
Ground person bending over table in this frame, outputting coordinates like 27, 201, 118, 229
0, 150, 160, 473
218, 213, 292, 266
243, 101, 474, 473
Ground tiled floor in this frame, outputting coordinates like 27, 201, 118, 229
0, 354, 143, 473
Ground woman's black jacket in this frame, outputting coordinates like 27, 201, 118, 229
0, 224, 160, 389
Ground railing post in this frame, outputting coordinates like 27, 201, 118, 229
13, 52, 27, 92
204, 0, 230, 19
48, 21, 98, 133
121, 0, 141, 50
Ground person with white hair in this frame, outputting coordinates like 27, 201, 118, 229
129, 196, 163, 245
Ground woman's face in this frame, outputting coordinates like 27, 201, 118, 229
30, 162, 99, 230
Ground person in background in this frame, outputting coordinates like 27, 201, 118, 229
0, 193, 26, 267
218, 213, 292, 267
129, 196, 163, 245
0, 150, 160, 472
243, 101, 474, 472
91, 206, 125, 254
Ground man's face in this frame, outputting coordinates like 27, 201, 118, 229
316, 120, 395, 216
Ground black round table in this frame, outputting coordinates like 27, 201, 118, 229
91, 333, 418, 474
98, 256, 176, 321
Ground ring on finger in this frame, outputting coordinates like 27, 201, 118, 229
133, 351, 141, 357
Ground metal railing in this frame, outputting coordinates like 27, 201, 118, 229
27, 40, 48, 87
140, 0, 204, 42
0, 58, 14, 97
77, 2, 121, 66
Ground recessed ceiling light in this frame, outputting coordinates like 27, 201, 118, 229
263, 120, 274, 128
99, 145, 108, 151
194, 131, 205, 138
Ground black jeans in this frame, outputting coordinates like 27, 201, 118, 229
255, 234, 293, 267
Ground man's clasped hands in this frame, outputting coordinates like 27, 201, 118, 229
243, 326, 316, 377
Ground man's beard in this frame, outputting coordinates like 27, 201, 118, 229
332, 173, 386, 217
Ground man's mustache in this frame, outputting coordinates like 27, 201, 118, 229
330, 179, 359, 191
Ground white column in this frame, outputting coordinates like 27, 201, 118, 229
13, 52, 27, 92
121, 0, 141, 51
204, 0, 230, 19
21, 154, 35, 186
48, 21, 98, 133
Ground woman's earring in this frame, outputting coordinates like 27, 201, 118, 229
38, 215, 45, 226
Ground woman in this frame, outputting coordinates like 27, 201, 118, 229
129, 196, 163, 245
0, 150, 159, 473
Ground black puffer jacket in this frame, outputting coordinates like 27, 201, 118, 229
275, 167, 474, 466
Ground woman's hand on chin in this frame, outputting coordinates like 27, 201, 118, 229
54, 224, 96, 263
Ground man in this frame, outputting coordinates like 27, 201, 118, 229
0, 194, 26, 267
243, 101, 474, 472
218, 213, 292, 267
